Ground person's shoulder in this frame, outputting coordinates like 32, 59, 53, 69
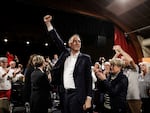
80, 53, 91, 58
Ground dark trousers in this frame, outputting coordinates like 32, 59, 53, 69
141, 98, 150, 113
61, 89, 85, 113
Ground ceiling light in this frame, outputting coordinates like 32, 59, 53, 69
4, 38, 8, 42
64, 43, 67, 46
45, 43, 48, 46
26, 41, 30, 45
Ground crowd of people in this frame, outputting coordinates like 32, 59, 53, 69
0, 15, 150, 113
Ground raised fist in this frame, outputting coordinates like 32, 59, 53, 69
43, 15, 52, 23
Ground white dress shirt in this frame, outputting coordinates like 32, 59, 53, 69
63, 52, 79, 89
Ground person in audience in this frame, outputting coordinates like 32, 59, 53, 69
44, 56, 52, 82
12, 64, 24, 82
6, 51, 14, 66
95, 58, 128, 113
23, 54, 37, 105
93, 61, 111, 113
103, 61, 111, 78
0, 57, 11, 113
88, 62, 99, 113
51, 54, 59, 66
91, 62, 100, 90
113, 45, 141, 113
30, 55, 51, 113
43, 15, 92, 113
138, 62, 150, 113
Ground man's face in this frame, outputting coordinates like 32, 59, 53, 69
69, 35, 81, 52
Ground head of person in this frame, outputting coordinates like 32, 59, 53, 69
54, 54, 58, 60
104, 61, 111, 72
32, 55, 45, 69
109, 58, 125, 74
9, 61, 16, 68
68, 34, 81, 53
0, 57, 8, 68
18, 64, 23, 71
27, 54, 37, 67
140, 62, 150, 74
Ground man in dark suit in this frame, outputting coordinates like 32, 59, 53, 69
43, 15, 92, 113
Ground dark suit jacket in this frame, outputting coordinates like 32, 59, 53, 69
23, 65, 34, 102
49, 29, 92, 104
30, 68, 50, 113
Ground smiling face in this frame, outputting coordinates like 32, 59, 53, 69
68, 34, 81, 53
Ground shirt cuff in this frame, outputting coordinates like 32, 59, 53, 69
48, 25, 53, 31
87, 96, 92, 100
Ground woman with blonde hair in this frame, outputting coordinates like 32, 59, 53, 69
30, 55, 51, 113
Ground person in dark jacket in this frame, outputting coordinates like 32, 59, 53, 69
30, 55, 51, 113
23, 54, 37, 104
95, 58, 128, 113
43, 15, 92, 113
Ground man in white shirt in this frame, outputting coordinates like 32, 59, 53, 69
43, 15, 92, 113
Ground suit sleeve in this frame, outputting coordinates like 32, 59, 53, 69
48, 29, 66, 52
85, 56, 93, 97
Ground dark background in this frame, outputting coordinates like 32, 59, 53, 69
0, 1, 114, 66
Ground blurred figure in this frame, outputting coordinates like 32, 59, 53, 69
44, 57, 52, 82
45, 56, 53, 70
113, 45, 141, 113
138, 62, 150, 113
51, 54, 58, 66
92, 62, 100, 90
0, 57, 11, 113
88, 62, 99, 113
103, 61, 111, 78
6, 51, 14, 66
14, 55, 20, 66
12, 64, 24, 82
23, 54, 37, 105
99, 57, 106, 71
93, 61, 111, 113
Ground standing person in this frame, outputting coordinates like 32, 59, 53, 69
138, 62, 150, 113
95, 58, 128, 113
30, 55, 51, 113
51, 54, 59, 66
113, 45, 141, 113
43, 15, 92, 113
23, 54, 37, 106
0, 57, 11, 113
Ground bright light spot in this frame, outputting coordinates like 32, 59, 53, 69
26, 41, 30, 45
4, 38, 8, 42
64, 43, 66, 46
45, 43, 48, 46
